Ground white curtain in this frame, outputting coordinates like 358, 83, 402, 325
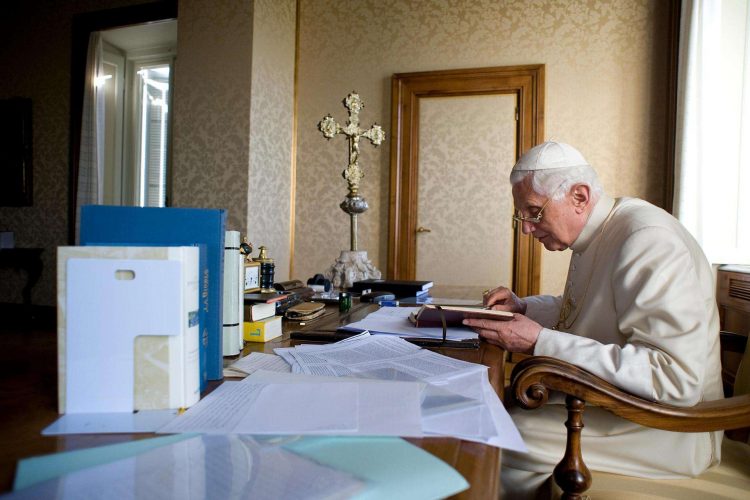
674, 0, 750, 265
76, 32, 105, 243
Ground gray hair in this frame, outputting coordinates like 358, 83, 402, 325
509, 165, 603, 201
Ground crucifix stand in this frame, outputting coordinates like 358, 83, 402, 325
318, 93, 384, 289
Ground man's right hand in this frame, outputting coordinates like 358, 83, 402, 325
483, 286, 527, 314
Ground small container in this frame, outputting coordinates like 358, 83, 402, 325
253, 246, 275, 292
378, 300, 400, 307
339, 291, 352, 312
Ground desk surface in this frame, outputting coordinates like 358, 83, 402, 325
0, 301, 505, 499
239, 302, 505, 499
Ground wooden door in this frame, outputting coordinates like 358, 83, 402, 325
388, 65, 544, 296
415, 94, 517, 289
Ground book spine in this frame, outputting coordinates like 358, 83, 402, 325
208, 214, 227, 380
243, 317, 282, 342
245, 302, 276, 321
181, 247, 201, 408
222, 231, 241, 356
237, 247, 244, 350
197, 246, 208, 392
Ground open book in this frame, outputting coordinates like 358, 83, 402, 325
409, 304, 513, 328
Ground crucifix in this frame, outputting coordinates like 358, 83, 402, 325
318, 92, 385, 288
319, 92, 385, 250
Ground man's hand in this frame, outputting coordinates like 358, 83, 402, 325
483, 286, 527, 314
463, 314, 541, 354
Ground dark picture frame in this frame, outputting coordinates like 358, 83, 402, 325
0, 98, 33, 207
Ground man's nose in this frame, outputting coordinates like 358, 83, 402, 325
522, 221, 535, 234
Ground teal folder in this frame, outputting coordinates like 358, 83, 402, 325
14, 435, 469, 499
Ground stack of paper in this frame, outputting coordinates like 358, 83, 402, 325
273, 334, 525, 451
194, 333, 525, 451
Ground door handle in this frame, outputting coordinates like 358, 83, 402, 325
416, 226, 432, 233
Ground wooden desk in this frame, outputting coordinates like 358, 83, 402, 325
237, 302, 505, 499
0, 303, 505, 498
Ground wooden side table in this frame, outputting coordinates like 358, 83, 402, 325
0, 248, 44, 312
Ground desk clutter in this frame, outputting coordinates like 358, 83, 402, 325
32, 205, 523, 498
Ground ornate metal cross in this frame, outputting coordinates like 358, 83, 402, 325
319, 92, 385, 251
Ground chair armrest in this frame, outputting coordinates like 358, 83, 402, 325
511, 356, 750, 432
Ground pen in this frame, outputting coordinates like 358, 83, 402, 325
289, 329, 359, 342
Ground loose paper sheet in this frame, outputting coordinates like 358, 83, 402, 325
158, 372, 423, 437
42, 410, 178, 435
223, 352, 292, 378
344, 306, 479, 340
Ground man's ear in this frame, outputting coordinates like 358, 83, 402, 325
570, 184, 591, 213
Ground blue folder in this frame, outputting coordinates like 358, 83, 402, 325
80, 205, 227, 386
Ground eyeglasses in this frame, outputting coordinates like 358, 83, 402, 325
512, 197, 552, 225
512, 181, 565, 225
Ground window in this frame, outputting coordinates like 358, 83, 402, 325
98, 20, 176, 208
135, 64, 171, 207
675, 0, 750, 265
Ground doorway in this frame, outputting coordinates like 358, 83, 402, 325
388, 65, 544, 297
68, 0, 177, 244
100, 20, 177, 207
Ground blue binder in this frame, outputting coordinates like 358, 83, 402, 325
80, 205, 227, 387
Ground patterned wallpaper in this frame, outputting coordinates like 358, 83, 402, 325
0, 0, 296, 305
171, 0, 253, 232
246, 0, 296, 282
1, 0, 671, 306
294, 0, 670, 296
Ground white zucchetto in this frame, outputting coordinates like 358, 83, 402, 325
512, 141, 590, 172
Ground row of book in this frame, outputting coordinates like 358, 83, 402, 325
64, 205, 321, 415
60, 205, 254, 416
241, 280, 316, 342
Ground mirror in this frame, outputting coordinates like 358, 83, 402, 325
68, 0, 177, 244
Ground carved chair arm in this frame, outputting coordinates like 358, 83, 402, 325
511, 356, 750, 432
510, 356, 750, 500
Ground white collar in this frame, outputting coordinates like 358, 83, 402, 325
570, 194, 616, 253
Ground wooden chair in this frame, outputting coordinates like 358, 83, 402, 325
510, 331, 750, 499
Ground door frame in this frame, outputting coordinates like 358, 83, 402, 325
387, 65, 545, 296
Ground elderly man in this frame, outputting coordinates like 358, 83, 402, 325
463, 141, 723, 498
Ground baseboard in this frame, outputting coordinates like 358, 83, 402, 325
0, 303, 55, 330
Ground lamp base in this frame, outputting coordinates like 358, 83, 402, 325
325, 250, 381, 289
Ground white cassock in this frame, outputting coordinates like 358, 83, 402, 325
503, 194, 724, 497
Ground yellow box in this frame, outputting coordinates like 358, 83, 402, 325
243, 316, 282, 342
